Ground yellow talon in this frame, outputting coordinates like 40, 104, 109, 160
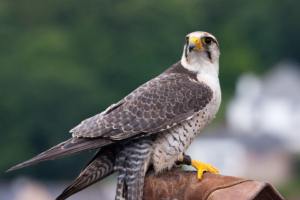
191, 159, 219, 180
177, 155, 219, 180
178, 156, 184, 162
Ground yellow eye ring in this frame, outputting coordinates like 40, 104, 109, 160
202, 37, 213, 45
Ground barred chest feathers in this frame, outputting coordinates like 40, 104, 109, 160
151, 73, 221, 173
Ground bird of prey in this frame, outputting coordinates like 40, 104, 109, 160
7, 31, 221, 200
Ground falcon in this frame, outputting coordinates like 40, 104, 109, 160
7, 31, 221, 200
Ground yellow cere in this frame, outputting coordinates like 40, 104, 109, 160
189, 37, 204, 50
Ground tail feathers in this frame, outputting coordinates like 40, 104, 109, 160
56, 147, 116, 200
126, 166, 147, 200
115, 137, 153, 200
116, 167, 146, 200
7, 137, 113, 172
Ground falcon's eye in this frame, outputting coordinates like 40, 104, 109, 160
185, 36, 189, 41
202, 37, 213, 45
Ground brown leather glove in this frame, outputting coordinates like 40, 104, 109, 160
143, 167, 284, 200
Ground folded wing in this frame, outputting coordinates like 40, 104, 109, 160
72, 73, 213, 140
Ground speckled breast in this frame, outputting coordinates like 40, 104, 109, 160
151, 108, 211, 173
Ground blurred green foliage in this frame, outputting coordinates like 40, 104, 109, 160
1, 0, 300, 179
278, 156, 300, 198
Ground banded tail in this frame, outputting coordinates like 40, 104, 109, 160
56, 147, 116, 200
115, 137, 153, 200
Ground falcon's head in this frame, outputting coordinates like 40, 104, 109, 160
181, 31, 220, 76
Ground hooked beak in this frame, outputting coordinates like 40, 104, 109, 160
188, 37, 204, 52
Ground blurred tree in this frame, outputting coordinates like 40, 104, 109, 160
1, 0, 299, 179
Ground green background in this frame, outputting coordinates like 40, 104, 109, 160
1, 0, 299, 198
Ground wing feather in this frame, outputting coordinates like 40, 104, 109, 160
71, 73, 213, 140
7, 137, 113, 172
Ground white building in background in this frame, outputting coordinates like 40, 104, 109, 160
227, 60, 300, 153
185, 138, 248, 178
185, 134, 291, 185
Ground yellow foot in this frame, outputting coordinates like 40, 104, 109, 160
191, 159, 219, 180
177, 154, 219, 180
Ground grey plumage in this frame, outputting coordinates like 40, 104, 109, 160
7, 137, 114, 171
7, 31, 221, 200
71, 64, 212, 139
56, 147, 115, 200
115, 136, 155, 200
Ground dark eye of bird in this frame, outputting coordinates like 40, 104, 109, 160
204, 37, 212, 45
